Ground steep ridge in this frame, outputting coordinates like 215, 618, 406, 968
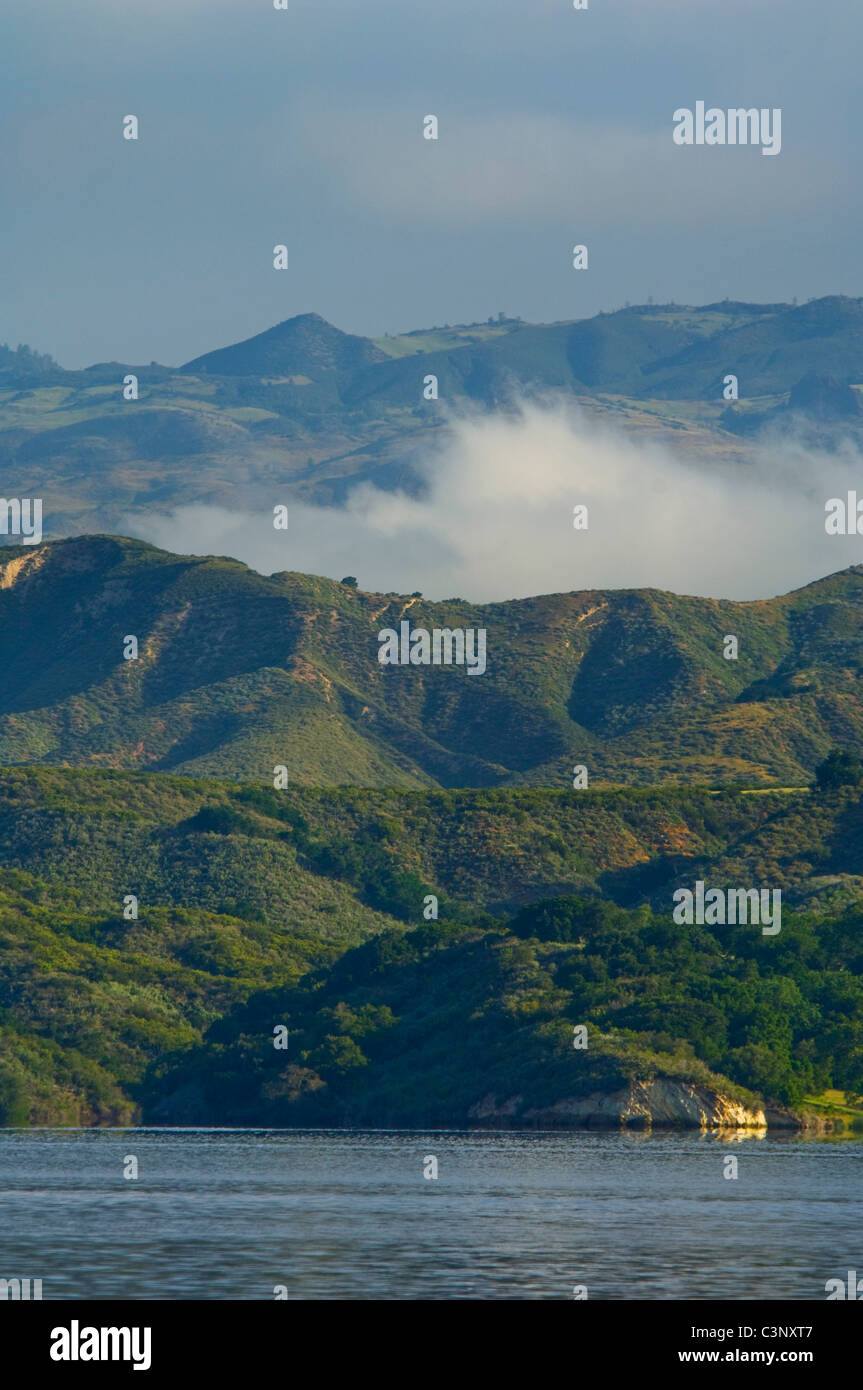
0, 536, 863, 785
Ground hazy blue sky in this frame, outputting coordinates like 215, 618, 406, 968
2, 0, 858, 367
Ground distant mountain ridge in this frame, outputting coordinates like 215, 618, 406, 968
2, 534, 863, 787
9, 294, 863, 397
174, 294, 863, 404
3, 295, 863, 538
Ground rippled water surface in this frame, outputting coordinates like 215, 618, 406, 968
0, 1129, 859, 1299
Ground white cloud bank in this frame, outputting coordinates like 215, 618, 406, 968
125, 400, 863, 603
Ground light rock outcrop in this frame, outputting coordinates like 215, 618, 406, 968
468, 1080, 769, 1129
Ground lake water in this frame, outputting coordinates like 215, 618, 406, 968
0, 1129, 859, 1299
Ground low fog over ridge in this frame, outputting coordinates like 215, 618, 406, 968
126, 399, 863, 603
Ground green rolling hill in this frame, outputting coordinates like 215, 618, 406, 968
1, 534, 863, 787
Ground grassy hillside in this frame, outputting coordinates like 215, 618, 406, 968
2, 536, 863, 787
